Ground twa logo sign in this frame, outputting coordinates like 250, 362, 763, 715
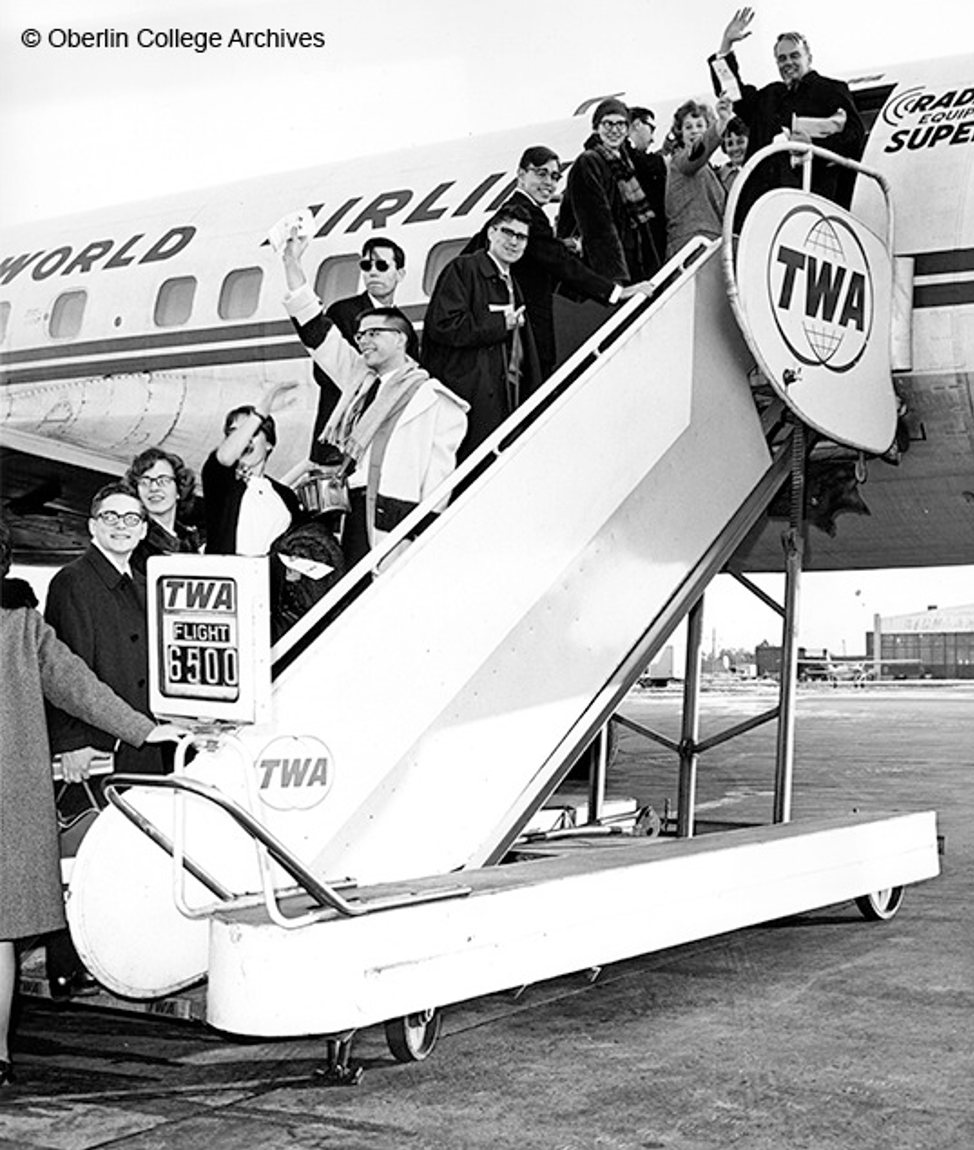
770, 205, 872, 373
733, 188, 896, 454
256, 735, 334, 812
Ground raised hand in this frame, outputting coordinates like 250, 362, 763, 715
720, 7, 754, 55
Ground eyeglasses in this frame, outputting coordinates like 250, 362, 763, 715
354, 326, 402, 345
495, 226, 530, 245
526, 165, 562, 183
599, 118, 629, 131
137, 474, 176, 489
95, 510, 145, 527
359, 258, 393, 272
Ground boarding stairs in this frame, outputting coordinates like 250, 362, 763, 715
66, 153, 939, 1043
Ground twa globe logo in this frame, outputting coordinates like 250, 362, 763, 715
768, 205, 873, 373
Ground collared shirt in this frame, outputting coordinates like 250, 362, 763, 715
91, 537, 134, 579
236, 472, 293, 555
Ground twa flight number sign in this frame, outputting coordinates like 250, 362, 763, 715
733, 189, 897, 453
148, 555, 271, 724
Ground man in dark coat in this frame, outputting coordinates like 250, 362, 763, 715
709, 8, 865, 220
625, 107, 668, 265
423, 202, 541, 460
463, 146, 649, 378
45, 482, 165, 777
556, 98, 661, 285
289, 237, 419, 463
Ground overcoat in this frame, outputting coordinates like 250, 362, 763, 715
708, 50, 865, 215
44, 545, 165, 774
422, 250, 541, 459
0, 595, 153, 939
285, 282, 468, 551
462, 190, 617, 378
292, 291, 421, 461
557, 145, 657, 285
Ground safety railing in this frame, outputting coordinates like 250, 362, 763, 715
102, 741, 471, 930
721, 138, 895, 322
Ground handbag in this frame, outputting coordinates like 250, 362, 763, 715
295, 458, 351, 515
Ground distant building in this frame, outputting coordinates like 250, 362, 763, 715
866, 603, 974, 679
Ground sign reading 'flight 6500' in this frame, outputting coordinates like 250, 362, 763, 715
147, 554, 271, 725
733, 189, 898, 454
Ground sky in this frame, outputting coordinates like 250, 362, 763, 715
1, 0, 972, 652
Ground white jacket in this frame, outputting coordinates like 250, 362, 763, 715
285, 283, 468, 552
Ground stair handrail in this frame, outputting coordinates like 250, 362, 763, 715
272, 236, 717, 675
102, 770, 471, 924
721, 138, 895, 321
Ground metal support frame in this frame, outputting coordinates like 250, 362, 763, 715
676, 597, 705, 837
773, 422, 807, 823
604, 420, 809, 837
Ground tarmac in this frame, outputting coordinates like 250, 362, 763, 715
1, 682, 972, 1150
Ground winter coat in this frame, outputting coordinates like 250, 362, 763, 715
1, 593, 153, 939
285, 283, 468, 552
422, 250, 541, 459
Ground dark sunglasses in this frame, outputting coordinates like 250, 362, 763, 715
359, 257, 392, 272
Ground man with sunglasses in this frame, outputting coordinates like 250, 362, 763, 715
290, 237, 420, 464
464, 146, 651, 378
423, 202, 542, 460
281, 234, 467, 571
44, 482, 166, 778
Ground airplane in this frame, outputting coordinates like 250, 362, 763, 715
2, 50, 973, 574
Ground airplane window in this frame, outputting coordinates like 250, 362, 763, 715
0, 301, 9, 344
852, 83, 896, 138
423, 240, 468, 296
314, 255, 360, 306
219, 267, 263, 320
155, 276, 197, 327
49, 290, 87, 339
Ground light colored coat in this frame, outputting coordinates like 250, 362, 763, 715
0, 605, 154, 939
285, 283, 468, 553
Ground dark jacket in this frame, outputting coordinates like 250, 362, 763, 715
44, 545, 164, 774
557, 143, 658, 284
131, 517, 201, 576
422, 250, 541, 460
462, 189, 618, 378
624, 144, 668, 265
292, 291, 421, 462
708, 51, 865, 215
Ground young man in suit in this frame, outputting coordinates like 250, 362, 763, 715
465, 146, 652, 378
423, 202, 540, 460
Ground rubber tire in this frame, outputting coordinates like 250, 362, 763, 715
855, 886, 905, 921
384, 1008, 442, 1062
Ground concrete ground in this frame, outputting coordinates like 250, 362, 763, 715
1, 683, 971, 1150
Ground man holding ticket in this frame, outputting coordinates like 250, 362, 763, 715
708, 7, 864, 220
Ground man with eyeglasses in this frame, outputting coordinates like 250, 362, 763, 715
557, 98, 661, 286
708, 7, 864, 219
290, 236, 420, 464
44, 482, 167, 778
463, 146, 650, 379
422, 203, 542, 460
281, 233, 467, 570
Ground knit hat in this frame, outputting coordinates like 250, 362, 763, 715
591, 97, 630, 128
